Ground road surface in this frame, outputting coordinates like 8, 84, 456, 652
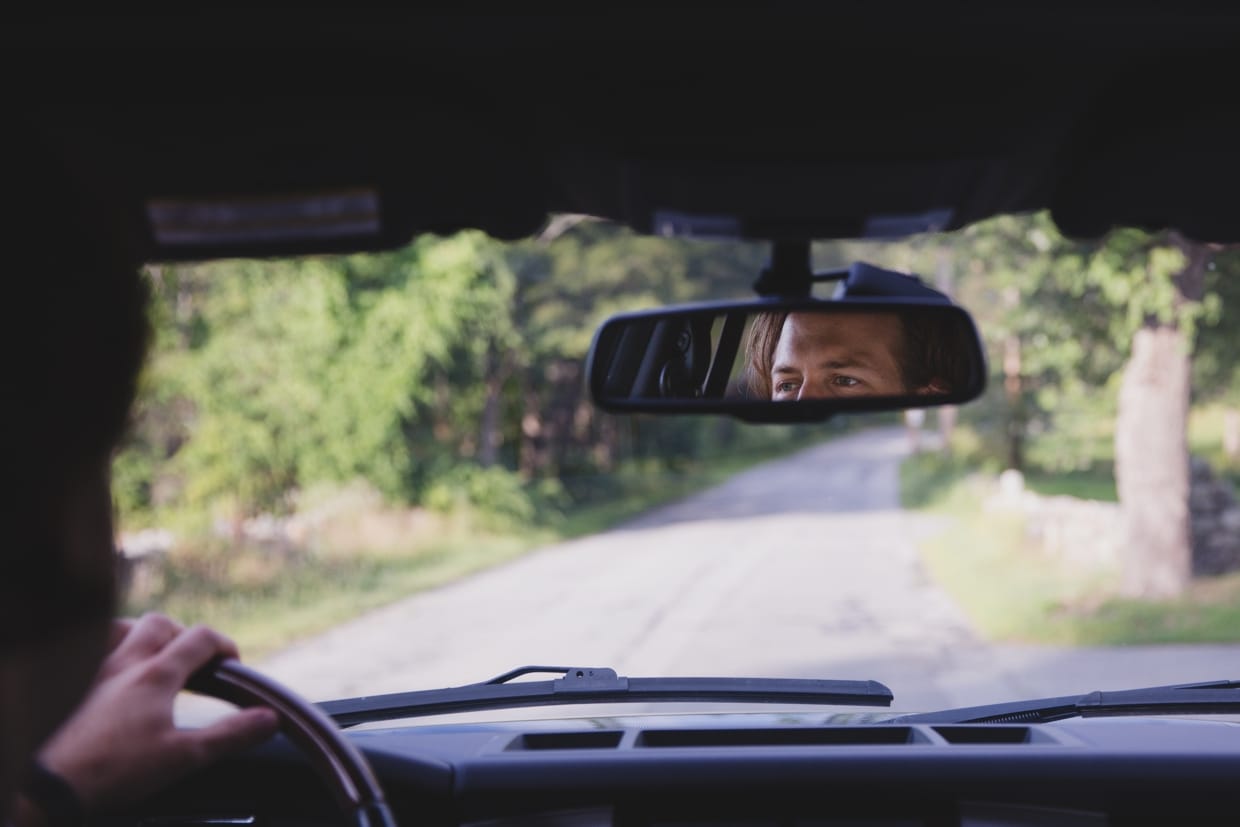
204, 426, 1240, 721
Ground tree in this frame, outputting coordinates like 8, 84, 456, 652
117, 222, 798, 530
843, 214, 1231, 598
1079, 231, 1215, 597
847, 214, 1106, 473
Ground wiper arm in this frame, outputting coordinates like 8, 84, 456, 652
320, 665, 893, 728
893, 679, 1240, 725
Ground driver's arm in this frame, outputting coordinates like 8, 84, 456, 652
12, 615, 278, 827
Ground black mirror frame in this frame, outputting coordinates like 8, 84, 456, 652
586, 296, 988, 423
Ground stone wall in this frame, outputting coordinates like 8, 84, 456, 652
1190, 457, 1240, 576
987, 458, 1240, 577
1021, 493, 1122, 571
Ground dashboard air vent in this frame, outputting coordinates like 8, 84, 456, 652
507, 731, 624, 751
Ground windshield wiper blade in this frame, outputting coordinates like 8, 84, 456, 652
319, 665, 893, 728
892, 679, 1240, 724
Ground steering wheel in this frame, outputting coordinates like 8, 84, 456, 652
188, 659, 397, 827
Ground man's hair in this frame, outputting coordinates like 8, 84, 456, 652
898, 308, 975, 394
738, 311, 788, 399
740, 308, 971, 398
4, 131, 151, 587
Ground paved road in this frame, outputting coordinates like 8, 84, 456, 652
225, 426, 1240, 721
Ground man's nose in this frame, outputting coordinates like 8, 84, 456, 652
796, 382, 830, 401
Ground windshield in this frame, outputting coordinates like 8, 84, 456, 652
113, 214, 1240, 720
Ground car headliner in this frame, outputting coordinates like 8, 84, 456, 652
12, 8, 1240, 261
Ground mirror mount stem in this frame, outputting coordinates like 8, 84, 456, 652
753, 240, 812, 297
752, 240, 849, 297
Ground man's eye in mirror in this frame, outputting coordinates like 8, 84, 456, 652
587, 301, 987, 422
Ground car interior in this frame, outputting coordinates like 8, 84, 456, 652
15, 8, 1240, 827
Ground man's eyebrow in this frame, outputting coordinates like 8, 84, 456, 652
772, 357, 875, 374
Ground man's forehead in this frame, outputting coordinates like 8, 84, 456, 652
782, 312, 901, 345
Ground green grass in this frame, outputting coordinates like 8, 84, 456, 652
1024, 465, 1117, 502
127, 434, 838, 658
1190, 403, 1240, 489
1054, 573, 1240, 644
917, 505, 1115, 644
901, 447, 1240, 646
125, 530, 549, 659
899, 451, 977, 512
921, 509, 1240, 644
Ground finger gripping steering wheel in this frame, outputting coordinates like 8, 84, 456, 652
188, 659, 397, 827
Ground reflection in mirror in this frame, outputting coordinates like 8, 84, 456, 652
744, 309, 961, 401
588, 301, 986, 420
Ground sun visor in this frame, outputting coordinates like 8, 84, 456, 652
147, 188, 382, 254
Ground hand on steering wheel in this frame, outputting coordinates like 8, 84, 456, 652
30, 615, 394, 827
188, 659, 397, 827
33, 617, 278, 815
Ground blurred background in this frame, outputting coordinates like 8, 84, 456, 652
111, 214, 1240, 689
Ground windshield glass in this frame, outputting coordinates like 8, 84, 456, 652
113, 214, 1240, 720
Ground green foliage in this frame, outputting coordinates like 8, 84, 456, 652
116, 223, 811, 533
120, 235, 523, 521
1193, 249, 1240, 406
1189, 403, 1240, 488
852, 215, 1237, 479
425, 466, 537, 528
899, 443, 984, 511
115, 212, 1237, 549
1023, 466, 1118, 503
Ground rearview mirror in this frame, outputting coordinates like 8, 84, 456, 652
586, 299, 987, 422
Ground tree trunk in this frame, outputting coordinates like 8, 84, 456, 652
478, 372, 502, 468
518, 377, 545, 479
478, 345, 510, 469
593, 413, 616, 472
1003, 332, 1024, 472
934, 246, 958, 454
938, 405, 958, 458
1000, 284, 1024, 472
1115, 233, 1209, 598
546, 359, 580, 477
1115, 324, 1191, 597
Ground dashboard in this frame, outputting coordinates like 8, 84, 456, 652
108, 714, 1240, 827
